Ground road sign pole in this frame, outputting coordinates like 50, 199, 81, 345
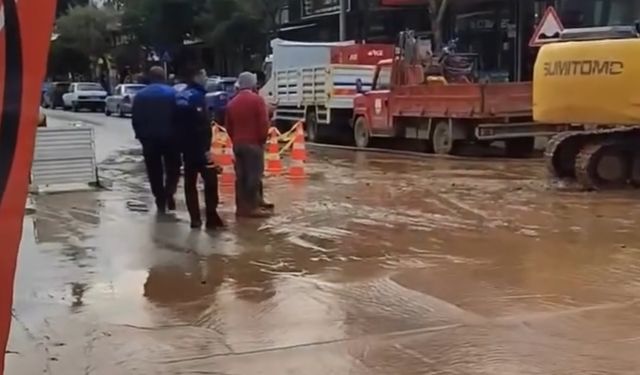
339, 0, 347, 41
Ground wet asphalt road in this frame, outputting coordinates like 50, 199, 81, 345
6, 111, 640, 374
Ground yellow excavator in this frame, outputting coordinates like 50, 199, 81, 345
534, 25, 640, 190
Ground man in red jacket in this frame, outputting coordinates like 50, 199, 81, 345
225, 72, 272, 217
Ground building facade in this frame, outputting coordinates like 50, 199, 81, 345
275, 0, 640, 82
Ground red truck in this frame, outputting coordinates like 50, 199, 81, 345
351, 35, 572, 157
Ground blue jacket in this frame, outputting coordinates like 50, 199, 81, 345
175, 83, 212, 165
131, 83, 177, 142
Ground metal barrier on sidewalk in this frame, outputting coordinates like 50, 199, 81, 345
30, 125, 99, 193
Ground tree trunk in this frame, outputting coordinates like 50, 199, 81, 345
428, 0, 449, 52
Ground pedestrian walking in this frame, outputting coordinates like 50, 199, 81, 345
175, 67, 224, 229
225, 72, 272, 218
131, 66, 181, 214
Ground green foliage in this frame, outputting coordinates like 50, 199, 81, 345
56, 0, 89, 17
48, 44, 91, 78
51, 0, 288, 75
195, 0, 267, 73
121, 0, 205, 48
197, 0, 258, 46
56, 5, 118, 60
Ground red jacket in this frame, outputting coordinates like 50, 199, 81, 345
225, 90, 269, 146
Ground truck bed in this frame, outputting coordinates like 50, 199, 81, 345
391, 81, 532, 119
275, 64, 377, 109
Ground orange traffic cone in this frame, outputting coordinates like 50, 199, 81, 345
265, 127, 283, 176
291, 121, 307, 161
288, 121, 306, 180
211, 125, 235, 187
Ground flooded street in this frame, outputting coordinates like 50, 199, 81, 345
7, 113, 640, 374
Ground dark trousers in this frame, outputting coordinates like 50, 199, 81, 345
233, 144, 264, 212
184, 163, 220, 223
141, 140, 181, 209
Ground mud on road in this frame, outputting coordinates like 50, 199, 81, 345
7, 146, 640, 374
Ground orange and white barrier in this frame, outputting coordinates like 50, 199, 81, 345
265, 127, 283, 175
211, 124, 235, 186
288, 122, 307, 180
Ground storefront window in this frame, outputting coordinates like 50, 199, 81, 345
453, 1, 515, 81
557, 0, 640, 27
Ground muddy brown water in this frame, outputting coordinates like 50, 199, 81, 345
7, 148, 640, 374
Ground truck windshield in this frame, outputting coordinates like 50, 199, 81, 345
206, 81, 236, 93
375, 66, 392, 90
263, 61, 272, 81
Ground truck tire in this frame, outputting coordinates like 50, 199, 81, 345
505, 137, 535, 158
305, 109, 319, 143
353, 117, 370, 148
432, 120, 455, 155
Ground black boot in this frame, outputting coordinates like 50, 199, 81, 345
190, 219, 202, 229
205, 212, 225, 229
155, 198, 167, 214
167, 196, 176, 211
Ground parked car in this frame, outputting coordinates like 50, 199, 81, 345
105, 83, 146, 117
205, 77, 236, 124
62, 82, 107, 112
42, 81, 71, 109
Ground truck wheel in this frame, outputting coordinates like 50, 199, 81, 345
432, 120, 455, 155
505, 137, 535, 158
305, 110, 319, 143
353, 117, 370, 148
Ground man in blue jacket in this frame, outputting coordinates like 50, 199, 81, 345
175, 67, 224, 229
131, 66, 181, 214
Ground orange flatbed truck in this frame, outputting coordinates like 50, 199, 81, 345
352, 56, 573, 157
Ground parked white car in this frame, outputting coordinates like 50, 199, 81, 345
105, 83, 146, 117
62, 82, 107, 112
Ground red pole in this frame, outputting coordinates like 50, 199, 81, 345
0, 1, 56, 372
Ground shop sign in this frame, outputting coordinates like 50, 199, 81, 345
302, 0, 351, 18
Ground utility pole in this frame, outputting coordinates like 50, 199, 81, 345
339, 0, 347, 41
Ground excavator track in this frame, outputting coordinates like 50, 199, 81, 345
545, 131, 586, 178
546, 127, 640, 190
575, 142, 629, 190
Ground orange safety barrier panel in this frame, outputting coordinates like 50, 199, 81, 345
0, 0, 56, 372
211, 124, 235, 186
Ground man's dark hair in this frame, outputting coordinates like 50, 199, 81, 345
148, 66, 165, 83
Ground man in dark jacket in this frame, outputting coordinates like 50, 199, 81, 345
175, 68, 224, 229
131, 66, 181, 213
225, 72, 271, 218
